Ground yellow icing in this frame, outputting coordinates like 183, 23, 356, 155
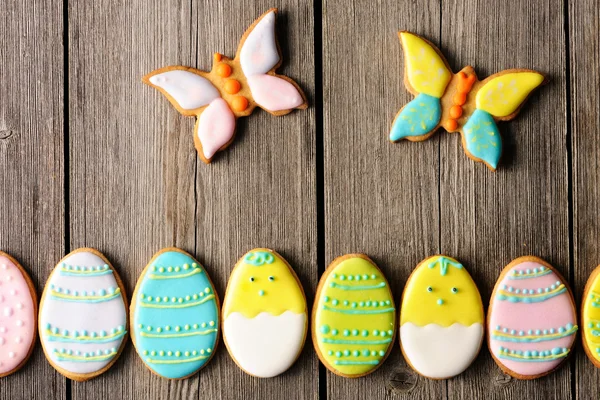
314, 256, 395, 376
475, 72, 544, 117
400, 32, 451, 98
222, 249, 306, 318
400, 256, 483, 327
583, 269, 600, 362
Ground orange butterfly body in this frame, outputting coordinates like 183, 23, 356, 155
391, 32, 546, 170
144, 9, 307, 163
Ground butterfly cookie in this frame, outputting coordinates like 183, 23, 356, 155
144, 9, 308, 163
390, 32, 546, 171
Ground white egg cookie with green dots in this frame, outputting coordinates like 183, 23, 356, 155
400, 255, 484, 379
222, 248, 308, 378
313, 254, 396, 378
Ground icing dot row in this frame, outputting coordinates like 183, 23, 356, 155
0, 320, 24, 330
323, 296, 391, 308
0, 335, 24, 345
45, 323, 125, 337
150, 263, 200, 273
139, 287, 211, 303
332, 273, 377, 281
49, 284, 118, 297
445, 72, 476, 131
142, 348, 212, 357
501, 281, 562, 294
53, 348, 116, 357
320, 325, 393, 338
60, 263, 110, 272
495, 323, 575, 336
327, 349, 386, 358
511, 266, 546, 276
138, 321, 215, 332
498, 347, 568, 357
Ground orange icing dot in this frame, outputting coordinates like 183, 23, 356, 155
457, 72, 467, 80
445, 119, 458, 131
231, 96, 249, 111
466, 74, 476, 84
450, 105, 463, 119
214, 53, 222, 62
453, 92, 467, 106
224, 79, 241, 94
216, 63, 232, 77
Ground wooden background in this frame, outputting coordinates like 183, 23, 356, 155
0, 0, 598, 399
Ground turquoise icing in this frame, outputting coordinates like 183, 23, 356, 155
390, 93, 441, 141
322, 338, 392, 345
321, 305, 394, 315
427, 257, 463, 276
243, 251, 274, 266
334, 360, 379, 366
463, 109, 502, 169
133, 251, 219, 379
497, 286, 566, 303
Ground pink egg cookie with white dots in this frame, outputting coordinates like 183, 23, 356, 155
0, 251, 37, 377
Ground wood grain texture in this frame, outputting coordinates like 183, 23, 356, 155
570, 0, 600, 398
323, 1, 444, 399
67, 0, 316, 399
0, 0, 66, 399
440, 0, 570, 399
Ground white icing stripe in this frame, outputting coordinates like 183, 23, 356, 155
40, 251, 127, 375
149, 70, 221, 110
400, 322, 483, 379
239, 11, 280, 76
223, 311, 306, 378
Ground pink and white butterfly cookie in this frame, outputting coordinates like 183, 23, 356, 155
144, 8, 308, 163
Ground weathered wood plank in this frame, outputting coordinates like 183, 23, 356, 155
68, 0, 197, 399
323, 1, 443, 399
440, 1, 570, 399
570, 1, 600, 399
191, 1, 318, 399
68, 0, 316, 399
0, 0, 65, 399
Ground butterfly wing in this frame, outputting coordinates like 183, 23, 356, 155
194, 98, 236, 163
461, 109, 502, 170
475, 70, 545, 119
143, 67, 221, 116
237, 9, 307, 114
390, 32, 452, 141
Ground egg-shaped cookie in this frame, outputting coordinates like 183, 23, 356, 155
131, 248, 220, 379
581, 264, 600, 367
0, 251, 37, 377
488, 256, 577, 379
39, 248, 128, 381
222, 249, 307, 378
313, 254, 396, 378
400, 255, 483, 379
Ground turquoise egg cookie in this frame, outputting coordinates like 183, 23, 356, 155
131, 248, 220, 379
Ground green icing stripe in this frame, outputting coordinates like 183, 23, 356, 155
140, 294, 215, 309
507, 268, 552, 280
322, 338, 392, 345
322, 305, 395, 315
50, 288, 121, 303
334, 360, 379, 366
427, 256, 463, 276
54, 350, 117, 362
328, 282, 386, 291
140, 328, 217, 338
496, 286, 566, 303
146, 354, 209, 364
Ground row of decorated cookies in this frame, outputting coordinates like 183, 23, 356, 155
1, 249, 599, 381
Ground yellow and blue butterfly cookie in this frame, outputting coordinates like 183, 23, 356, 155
390, 31, 546, 171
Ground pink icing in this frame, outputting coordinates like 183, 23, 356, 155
247, 75, 304, 112
196, 98, 236, 160
489, 262, 576, 376
0, 255, 35, 374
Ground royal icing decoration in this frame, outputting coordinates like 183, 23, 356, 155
313, 255, 395, 377
0, 252, 36, 377
39, 249, 128, 378
131, 248, 219, 379
488, 257, 577, 378
400, 256, 483, 379
222, 249, 307, 378
581, 265, 600, 367
390, 31, 545, 170
144, 8, 307, 163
